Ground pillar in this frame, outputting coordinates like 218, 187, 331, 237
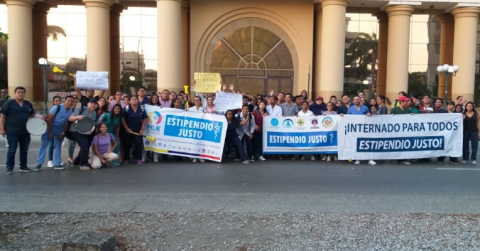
6, 0, 35, 100
32, 2, 50, 103
83, 0, 113, 95
157, 0, 182, 93
451, 7, 480, 102
313, 3, 322, 99
319, 0, 348, 99
376, 11, 388, 97
436, 13, 454, 101
110, 4, 122, 93
385, 5, 414, 102
181, 0, 190, 92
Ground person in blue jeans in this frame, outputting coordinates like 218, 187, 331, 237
47, 96, 62, 167
224, 110, 249, 164
0, 87, 36, 174
462, 102, 480, 165
34, 96, 75, 171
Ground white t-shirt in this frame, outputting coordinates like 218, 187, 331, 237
298, 110, 313, 117
266, 105, 283, 117
188, 106, 204, 113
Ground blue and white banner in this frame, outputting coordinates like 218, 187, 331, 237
337, 114, 463, 160
263, 116, 339, 154
143, 105, 227, 162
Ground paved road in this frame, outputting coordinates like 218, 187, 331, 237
0, 136, 479, 214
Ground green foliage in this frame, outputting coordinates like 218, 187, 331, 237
0, 27, 7, 41
408, 72, 431, 96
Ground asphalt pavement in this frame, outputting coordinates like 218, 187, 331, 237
0, 136, 479, 214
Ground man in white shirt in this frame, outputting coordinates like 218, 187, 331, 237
298, 101, 313, 116
187, 96, 204, 163
267, 96, 283, 117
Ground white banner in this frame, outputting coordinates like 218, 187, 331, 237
263, 115, 339, 154
337, 114, 464, 160
143, 105, 227, 162
214, 92, 243, 111
75, 71, 109, 90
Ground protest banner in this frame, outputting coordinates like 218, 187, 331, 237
75, 71, 109, 90
263, 115, 339, 154
337, 114, 463, 160
214, 92, 243, 111
143, 105, 227, 162
194, 73, 221, 92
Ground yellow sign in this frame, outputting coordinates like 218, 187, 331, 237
194, 73, 221, 93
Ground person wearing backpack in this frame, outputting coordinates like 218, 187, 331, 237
46, 96, 62, 168
0, 87, 36, 174
34, 96, 75, 171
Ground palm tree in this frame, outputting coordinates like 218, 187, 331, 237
345, 32, 378, 81
47, 25, 66, 41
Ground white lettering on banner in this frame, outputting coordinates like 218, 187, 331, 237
337, 114, 463, 160
143, 105, 227, 162
214, 92, 243, 111
263, 116, 339, 154
75, 71, 109, 90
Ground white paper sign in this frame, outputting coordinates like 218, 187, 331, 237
214, 92, 242, 111
75, 71, 109, 90
337, 114, 464, 160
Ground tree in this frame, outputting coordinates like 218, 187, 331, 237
47, 25, 66, 41
0, 28, 7, 41
345, 33, 378, 82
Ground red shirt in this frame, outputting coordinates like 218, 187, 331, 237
252, 110, 266, 133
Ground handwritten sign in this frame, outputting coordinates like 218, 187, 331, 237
194, 73, 221, 93
75, 71, 109, 90
214, 92, 242, 111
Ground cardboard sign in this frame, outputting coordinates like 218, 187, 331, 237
194, 73, 221, 93
75, 71, 109, 90
214, 92, 242, 111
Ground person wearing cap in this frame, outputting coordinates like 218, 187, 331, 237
346, 96, 376, 166
0, 89, 10, 108
309, 96, 327, 116
74, 77, 104, 107
68, 98, 99, 171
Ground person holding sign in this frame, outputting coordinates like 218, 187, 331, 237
225, 110, 249, 164
187, 96, 205, 163
121, 96, 147, 165
74, 77, 104, 107
389, 96, 414, 165
347, 96, 376, 166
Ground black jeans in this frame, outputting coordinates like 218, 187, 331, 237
226, 134, 247, 161
253, 132, 263, 158
6, 132, 31, 171
122, 132, 143, 161
71, 132, 91, 166
463, 130, 478, 161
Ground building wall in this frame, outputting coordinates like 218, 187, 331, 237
190, 0, 314, 95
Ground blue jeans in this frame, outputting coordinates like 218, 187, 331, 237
37, 132, 65, 166
66, 138, 75, 159
463, 131, 478, 161
48, 138, 54, 161
226, 134, 247, 161
6, 133, 31, 171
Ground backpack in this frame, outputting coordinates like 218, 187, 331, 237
3, 99, 34, 116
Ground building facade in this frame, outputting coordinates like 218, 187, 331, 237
0, 0, 479, 104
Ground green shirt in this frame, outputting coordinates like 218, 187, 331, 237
101, 112, 120, 135
390, 106, 411, 114
410, 107, 419, 114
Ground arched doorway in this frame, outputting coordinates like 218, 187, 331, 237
206, 18, 296, 95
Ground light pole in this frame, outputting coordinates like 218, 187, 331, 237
35, 58, 52, 116
436, 64, 459, 107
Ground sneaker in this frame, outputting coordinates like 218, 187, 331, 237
54, 166, 65, 170
401, 161, 411, 165
334, 155, 338, 161
199, 159, 205, 163
153, 158, 159, 163
242, 160, 250, 164
472, 161, 477, 165
251, 157, 255, 162
34, 165, 42, 172
327, 156, 331, 162
392, 160, 399, 164
6, 170, 12, 175
311, 156, 316, 161
60, 161, 66, 166
192, 159, 198, 163
47, 161, 54, 168
259, 156, 266, 161
321, 156, 327, 161
368, 160, 377, 166
450, 161, 459, 165
301, 156, 305, 161
19, 167, 32, 173
461, 160, 468, 164
438, 161, 443, 165
234, 159, 240, 162
79, 166, 90, 171
137, 160, 142, 165
354, 160, 360, 165
112, 160, 120, 166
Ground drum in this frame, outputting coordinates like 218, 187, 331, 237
26, 117, 47, 136
75, 117, 95, 134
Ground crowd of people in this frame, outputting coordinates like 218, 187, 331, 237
0, 81, 479, 174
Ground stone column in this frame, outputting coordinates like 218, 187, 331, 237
376, 11, 388, 97
157, 0, 182, 93
181, 0, 190, 92
83, 0, 113, 95
32, 2, 50, 103
6, 0, 35, 100
110, 4, 122, 93
385, 5, 414, 102
451, 7, 480, 102
313, 3, 322, 99
319, 0, 348, 100
436, 13, 454, 101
